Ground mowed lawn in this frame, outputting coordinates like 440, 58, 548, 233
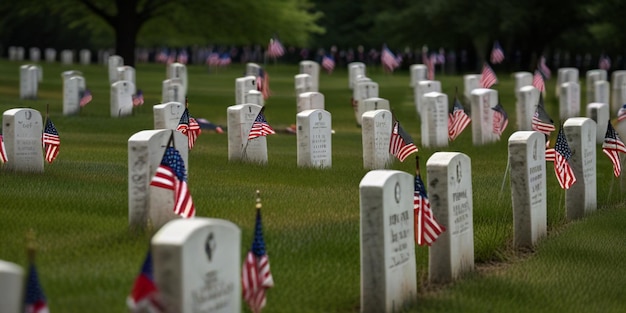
0, 59, 625, 312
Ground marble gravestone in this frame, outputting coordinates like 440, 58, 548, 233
168, 63, 188, 97
348, 62, 366, 90
0, 260, 24, 313
361, 98, 390, 119
15, 47, 24, 61
559, 82, 581, 120
297, 109, 332, 168
2, 108, 44, 173
294, 74, 313, 97
44, 48, 56, 63
470, 88, 498, 145
585, 69, 607, 104
564, 118, 597, 221
556, 67, 579, 99
244, 90, 264, 107
414, 80, 441, 117
29, 47, 41, 63
410, 64, 427, 87
516, 86, 540, 131
586, 103, 609, 144
108, 55, 124, 83
152, 218, 241, 313
235, 76, 257, 105
359, 170, 416, 313
513, 71, 533, 93
128, 129, 189, 229
297, 91, 324, 113
610, 70, 626, 115
245, 62, 261, 77
117, 66, 137, 95
162, 78, 185, 104
362, 109, 392, 170
463, 74, 481, 104
19, 65, 41, 100
79, 49, 91, 65
8, 46, 17, 61
153, 102, 185, 130
508, 131, 547, 248
593, 80, 609, 105
110, 80, 135, 117
60, 49, 73, 65
299, 60, 320, 92
353, 80, 379, 125
421, 92, 449, 148
63, 75, 86, 115
227, 103, 268, 164
426, 152, 474, 283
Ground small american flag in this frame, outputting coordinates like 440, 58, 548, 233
389, 120, 418, 162
602, 121, 626, 177
492, 102, 508, 137
206, 53, 220, 66
599, 54, 611, 71
490, 41, 505, 64
127, 250, 164, 313
532, 69, 545, 92
219, 53, 232, 66
381, 45, 400, 73
176, 50, 188, 64
176, 108, 201, 150
24, 263, 49, 313
553, 127, 576, 189
79, 89, 92, 107
480, 63, 498, 88
538, 56, 551, 79
43, 118, 60, 163
248, 107, 276, 140
0, 134, 7, 163
448, 96, 471, 141
322, 55, 335, 74
257, 69, 271, 100
166, 52, 176, 64
414, 163, 445, 246
532, 98, 555, 135
422, 51, 434, 80
617, 104, 626, 122
266, 38, 285, 58
132, 89, 144, 106
242, 208, 274, 313
150, 146, 195, 218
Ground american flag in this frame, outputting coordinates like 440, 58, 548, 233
0, 134, 7, 163
538, 56, 551, 79
381, 45, 400, 73
422, 50, 434, 80
43, 118, 60, 163
480, 63, 498, 88
414, 162, 445, 246
552, 127, 576, 189
24, 263, 49, 313
448, 96, 471, 141
492, 102, 508, 137
206, 52, 220, 66
132, 89, 144, 106
150, 146, 195, 218
322, 55, 335, 74
176, 50, 188, 64
618, 104, 626, 122
257, 69, 271, 100
248, 107, 276, 140
490, 41, 505, 64
166, 52, 176, 64
79, 88, 92, 107
389, 120, 418, 162
602, 121, 626, 177
599, 54, 611, 70
532, 69, 545, 93
127, 250, 164, 313
156, 50, 168, 63
219, 53, 232, 66
532, 98, 555, 135
242, 208, 274, 313
266, 38, 285, 58
177, 108, 201, 150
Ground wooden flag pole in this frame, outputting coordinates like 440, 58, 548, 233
256, 190, 262, 210
415, 155, 420, 176
26, 228, 37, 264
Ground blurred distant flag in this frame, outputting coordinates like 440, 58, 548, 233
599, 54, 611, 70
219, 53, 232, 66
166, 51, 176, 64
242, 205, 274, 313
422, 49, 435, 80
381, 45, 400, 73
127, 250, 164, 313
132, 89, 144, 106
490, 41, 505, 64
532, 97, 555, 136
266, 38, 285, 58
389, 120, 418, 162
538, 56, 551, 79
25, 262, 49, 313
248, 107, 276, 140
0, 133, 7, 163
552, 126, 576, 189
177, 50, 188, 64
206, 52, 220, 66
176, 108, 201, 150
414, 159, 445, 246
43, 118, 60, 164
492, 102, 508, 137
448, 95, 471, 141
156, 49, 168, 63
79, 88, 92, 107
322, 54, 335, 74
602, 121, 626, 177
257, 68, 271, 99
480, 63, 498, 88
150, 146, 195, 218
532, 69, 545, 93
618, 104, 626, 122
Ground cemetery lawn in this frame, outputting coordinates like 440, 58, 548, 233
1, 59, 625, 312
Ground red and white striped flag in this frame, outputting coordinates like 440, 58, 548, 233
322, 55, 335, 74
552, 127, 576, 189
532, 70, 545, 93
266, 38, 285, 58
618, 104, 626, 122
538, 56, 551, 79
490, 41, 505, 64
448, 96, 471, 141
492, 102, 508, 137
42, 118, 60, 163
389, 120, 418, 162
602, 121, 626, 177
381, 45, 400, 73
480, 63, 498, 88
176, 108, 201, 150
248, 108, 276, 140
150, 146, 195, 218
0, 134, 7, 163
242, 208, 274, 313
532, 98, 555, 136
414, 163, 445, 246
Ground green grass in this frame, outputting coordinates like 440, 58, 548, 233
0, 59, 625, 312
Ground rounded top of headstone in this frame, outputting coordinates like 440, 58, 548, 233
423, 91, 445, 99
512, 71, 532, 78
2, 108, 42, 119
153, 101, 183, 109
410, 64, 427, 70
295, 73, 312, 79
426, 152, 469, 167
0, 260, 23, 275
463, 74, 481, 79
361, 109, 391, 119
587, 102, 608, 109
470, 88, 496, 96
508, 131, 544, 145
359, 170, 411, 188
298, 91, 323, 99
128, 129, 172, 142
151, 218, 239, 246
296, 108, 329, 118
519, 85, 539, 92
563, 117, 593, 127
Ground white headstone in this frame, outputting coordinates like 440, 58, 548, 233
245, 62, 261, 77
117, 66, 136, 95
0, 260, 24, 313
227, 103, 268, 164
60, 49, 73, 65
8, 46, 17, 61
108, 55, 124, 83
168, 63, 188, 97
299, 60, 320, 92
29, 47, 41, 62
559, 82, 581, 120
556, 67, 579, 98
516, 86, 540, 131
153, 102, 185, 130
353, 81, 379, 125
44, 48, 56, 63
2, 108, 44, 172
508, 131, 547, 248
79, 49, 91, 65
414, 80, 442, 116
362, 109, 392, 170
586, 103, 609, 144
564, 117, 597, 220
410, 64, 427, 87
297, 109, 332, 168
421, 92, 449, 148
362, 97, 390, 116
110, 80, 135, 117
513, 71, 533, 92
359, 170, 417, 313
426, 152, 474, 283
297, 91, 325, 113
162, 78, 185, 104
593, 80, 610, 105
15, 47, 24, 61
152, 218, 241, 313
348, 62, 366, 89
244, 90, 264, 107
470, 88, 498, 145
586, 70, 606, 104
19, 65, 40, 99
463, 74, 481, 104
63, 75, 86, 116
235, 76, 257, 105
610, 70, 626, 115
294, 74, 313, 97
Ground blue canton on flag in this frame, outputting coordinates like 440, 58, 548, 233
25, 263, 49, 313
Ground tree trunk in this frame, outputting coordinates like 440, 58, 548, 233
114, 0, 140, 67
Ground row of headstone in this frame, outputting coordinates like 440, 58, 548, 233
348, 62, 366, 90
414, 80, 441, 116
299, 60, 319, 92
165, 62, 188, 102
7, 46, 25, 61
353, 78, 380, 126
62, 70, 86, 115
409, 64, 427, 87
19, 64, 42, 99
